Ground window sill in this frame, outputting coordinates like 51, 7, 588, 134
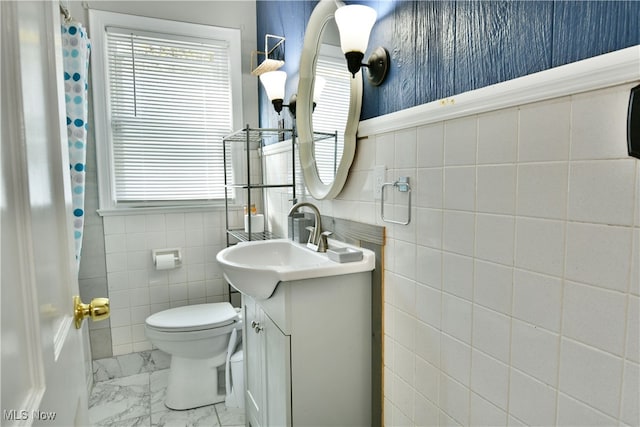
97, 203, 240, 217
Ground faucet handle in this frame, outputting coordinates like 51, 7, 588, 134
305, 225, 315, 240
319, 231, 332, 253
305, 226, 316, 248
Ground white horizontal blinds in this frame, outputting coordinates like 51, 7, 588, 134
106, 27, 232, 203
312, 56, 350, 184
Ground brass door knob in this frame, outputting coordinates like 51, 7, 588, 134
73, 295, 110, 329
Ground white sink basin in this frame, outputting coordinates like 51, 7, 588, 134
216, 239, 375, 300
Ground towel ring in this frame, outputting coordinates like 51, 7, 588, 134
380, 177, 411, 225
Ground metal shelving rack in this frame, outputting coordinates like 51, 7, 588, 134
222, 125, 297, 245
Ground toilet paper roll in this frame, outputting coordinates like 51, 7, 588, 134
244, 214, 265, 233
155, 253, 176, 270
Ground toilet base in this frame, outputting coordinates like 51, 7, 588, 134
165, 355, 226, 410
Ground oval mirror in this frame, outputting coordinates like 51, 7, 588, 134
297, 0, 362, 200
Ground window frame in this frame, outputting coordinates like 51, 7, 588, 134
89, 10, 243, 215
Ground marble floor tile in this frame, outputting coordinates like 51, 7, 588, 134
151, 404, 220, 427
150, 369, 170, 415
214, 403, 245, 427
90, 369, 245, 427
95, 415, 151, 427
89, 373, 150, 426
93, 356, 122, 383
93, 350, 171, 383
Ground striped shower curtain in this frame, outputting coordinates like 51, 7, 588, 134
62, 21, 90, 271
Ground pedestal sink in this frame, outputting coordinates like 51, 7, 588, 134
216, 239, 375, 300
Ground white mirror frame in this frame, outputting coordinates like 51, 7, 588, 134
297, 0, 363, 200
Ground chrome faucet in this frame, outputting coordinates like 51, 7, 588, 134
287, 201, 331, 252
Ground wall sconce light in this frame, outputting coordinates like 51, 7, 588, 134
287, 76, 326, 118
335, 4, 389, 87
259, 70, 288, 114
259, 71, 326, 118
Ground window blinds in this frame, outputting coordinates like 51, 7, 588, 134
312, 56, 351, 184
106, 28, 232, 203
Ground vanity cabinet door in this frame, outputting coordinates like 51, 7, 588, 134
263, 312, 291, 427
243, 297, 264, 427
243, 296, 292, 427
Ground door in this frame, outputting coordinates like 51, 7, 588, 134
1, 2, 89, 425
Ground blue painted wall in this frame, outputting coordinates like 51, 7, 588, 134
257, 0, 640, 123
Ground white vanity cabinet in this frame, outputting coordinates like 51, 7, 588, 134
241, 271, 372, 427
244, 296, 292, 427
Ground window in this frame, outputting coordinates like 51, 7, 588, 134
90, 11, 243, 212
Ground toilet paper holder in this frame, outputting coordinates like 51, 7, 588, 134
152, 248, 182, 268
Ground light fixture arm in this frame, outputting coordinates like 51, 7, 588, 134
259, 57, 323, 118
270, 94, 300, 118
344, 47, 390, 87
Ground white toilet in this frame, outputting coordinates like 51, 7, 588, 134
145, 302, 241, 410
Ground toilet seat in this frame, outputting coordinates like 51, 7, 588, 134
146, 302, 238, 332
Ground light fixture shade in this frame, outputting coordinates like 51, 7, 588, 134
313, 76, 326, 103
334, 4, 377, 54
259, 70, 287, 101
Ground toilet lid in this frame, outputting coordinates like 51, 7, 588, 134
146, 302, 238, 332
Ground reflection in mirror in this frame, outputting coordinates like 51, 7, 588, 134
312, 43, 350, 184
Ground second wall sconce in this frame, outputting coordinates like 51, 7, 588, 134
259, 70, 289, 114
335, 4, 390, 86
260, 71, 326, 117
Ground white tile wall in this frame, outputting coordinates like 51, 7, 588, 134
517, 162, 568, 219
476, 165, 516, 215
518, 97, 571, 162
477, 109, 518, 165
270, 82, 640, 426
102, 210, 229, 355
512, 269, 562, 332
558, 338, 623, 417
